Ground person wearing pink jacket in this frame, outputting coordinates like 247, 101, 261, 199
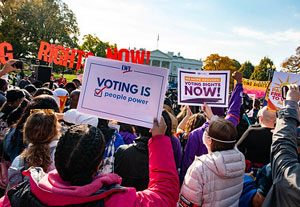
1, 118, 179, 207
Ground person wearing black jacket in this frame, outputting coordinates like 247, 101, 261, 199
237, 106, 276, 166
114, 126, 150, 191
263, 85, 300, 206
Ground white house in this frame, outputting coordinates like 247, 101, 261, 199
147, 50, 203, 86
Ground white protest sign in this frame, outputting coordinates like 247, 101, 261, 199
178, 69, 230, 107
268, 71, 300, 110
77, 56, 168, 128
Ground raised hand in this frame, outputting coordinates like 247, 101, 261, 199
232, 71, 242, 84
201, 103, 214, 120
151, 117, 167, 137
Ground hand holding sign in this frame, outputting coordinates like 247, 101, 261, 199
286, 84, 300, 120
202, 103, 214, 120
232, 71, 242, 84
151, 117, 167, 137
286, 84, 300, 103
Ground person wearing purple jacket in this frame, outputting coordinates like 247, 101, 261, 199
119, 123, 137, 144
162, 110, 182, 170
180, 72, 243, 182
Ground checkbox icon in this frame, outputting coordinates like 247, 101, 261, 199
94, 88, 103, 97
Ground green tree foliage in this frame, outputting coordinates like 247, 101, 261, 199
239, 61, 254, 79
281, 46, 300, 74
80, 34, 117, 57
203, 54, 241, 89
250, 57, 275, 81
0, 0, 79, 58
232, 59, 241, 71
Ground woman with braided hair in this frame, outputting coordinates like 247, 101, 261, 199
6, 109, 60, 190
2, 118, 179, 207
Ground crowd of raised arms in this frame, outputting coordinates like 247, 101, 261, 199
0, 59, 298, 207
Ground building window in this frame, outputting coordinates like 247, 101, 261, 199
172, 66, 177, 74
161, 61, 170, 69
152, 60, 160, 67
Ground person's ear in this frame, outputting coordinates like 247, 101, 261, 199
208, 137, 212, 146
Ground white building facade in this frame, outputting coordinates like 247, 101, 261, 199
146, 50, 203, 87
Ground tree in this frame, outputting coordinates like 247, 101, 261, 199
203, 54, 240, 89
0, 0, 79, 58
281, 46, 300, 74
80, 34, 117, 57
250, 57, 275, 81
239, 61, 254, 79
232, 59, 241, 71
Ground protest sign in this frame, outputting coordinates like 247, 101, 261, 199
38, 41, 94, 71
241, 78, 269, 98
268, 71, 300, 110
178, 69, 230, 107
1, 41, 152, 71
0, 42, 13, 64
77, 56, 168, 128
106, 48, 150, 64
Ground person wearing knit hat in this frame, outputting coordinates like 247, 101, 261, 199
53, 88, 69, 113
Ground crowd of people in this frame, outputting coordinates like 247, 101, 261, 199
0, 59, 298, 206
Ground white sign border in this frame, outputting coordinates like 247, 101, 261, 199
177, 68, 230, 107
78, 57, 168, 128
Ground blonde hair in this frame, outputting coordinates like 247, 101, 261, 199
21, 110, 60, 171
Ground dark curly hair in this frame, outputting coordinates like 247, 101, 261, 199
55, 125, 106, 186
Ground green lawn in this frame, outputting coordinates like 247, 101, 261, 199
53, 74, 77, 82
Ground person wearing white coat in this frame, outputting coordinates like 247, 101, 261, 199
179, 109, 245, 207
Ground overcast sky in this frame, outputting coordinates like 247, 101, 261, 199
63, 0, 300, 68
